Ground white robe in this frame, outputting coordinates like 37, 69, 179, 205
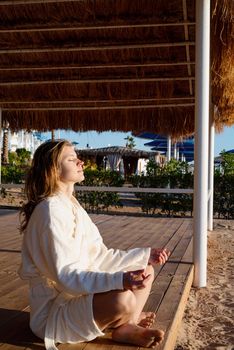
18, 193, 151, 350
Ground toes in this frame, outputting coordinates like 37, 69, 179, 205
138, 319, 154, 328
152, 330, 164, 343
149, 336, 163, 348
138, 322, 150, 328
137, 312, 157, 329
151, 338, 163, 347
144, 329, 164, 348
149, 329, 164, 347
145, 318, 155, 325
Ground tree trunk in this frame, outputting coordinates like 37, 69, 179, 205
51, 130, 55, 141
2, 128, 9, 164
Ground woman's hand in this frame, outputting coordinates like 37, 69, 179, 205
148, 248, 170, 266
123, 269, 152, 290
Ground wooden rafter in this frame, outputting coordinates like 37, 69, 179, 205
1, 97, 195, 105
0, 42, 195, 55
2, 103, 195, 111
0, 61, 196, 72
0, 0, 85, 5
0, 22, 196, 33
0, 76, 195, 86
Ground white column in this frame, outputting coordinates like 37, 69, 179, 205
173, 143, 177, 159
23, 131, 26, 149
176, 147, 180, 160
208, 106, 215, 231
31, 132, 34, 153
167, 136, 171, 162
21, 130, 24, 148
193, 0, 210, 287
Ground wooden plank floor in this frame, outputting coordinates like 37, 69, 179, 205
0, 209, 194, 350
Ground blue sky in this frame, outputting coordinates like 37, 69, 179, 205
43, 125, 234, 157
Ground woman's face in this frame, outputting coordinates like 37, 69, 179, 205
59, 146, 84, 184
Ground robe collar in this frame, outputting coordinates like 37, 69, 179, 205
55, 191, 79, 211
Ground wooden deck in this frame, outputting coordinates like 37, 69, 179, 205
0, 209, 194, 350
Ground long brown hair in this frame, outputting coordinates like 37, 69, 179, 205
20, 139, 72, 233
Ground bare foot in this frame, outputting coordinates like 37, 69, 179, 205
112, 323, 164, 348
138, 312, 156, 328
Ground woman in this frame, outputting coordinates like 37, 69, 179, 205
18, 140, 170, 350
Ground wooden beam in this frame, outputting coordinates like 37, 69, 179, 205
0, 0, 85, 5
0, 42, 195, 55
2, 103, 195, 111
0, 22, 196, 34
0, 61, 196, 72
1, 97, 195, 104
0, 76, 195, 86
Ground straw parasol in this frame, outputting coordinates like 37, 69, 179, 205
0, 0, 233, 137
77, 146, 155, 158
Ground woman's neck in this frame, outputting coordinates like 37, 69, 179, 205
57, 181, 74, 199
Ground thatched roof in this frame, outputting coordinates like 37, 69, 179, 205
0, 0, 233, 137
77, 146, 156, 158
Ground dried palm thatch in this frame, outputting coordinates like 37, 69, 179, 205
211, 0, 234, 130
77, 146, 155, 158
0, 0, 233, 137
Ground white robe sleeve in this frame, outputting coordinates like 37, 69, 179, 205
35, 205, 124, 296
87, 220, 151, 273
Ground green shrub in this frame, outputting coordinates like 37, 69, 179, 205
76, 191, 122, 213
75, 169, 124, 212
1, 165, 29, 184
80, 169, 124, 187
214, 174, 234, 219
128, 160, 194, 217
1, 156, 233, 218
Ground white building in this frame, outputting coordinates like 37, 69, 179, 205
1, 130, 43, 156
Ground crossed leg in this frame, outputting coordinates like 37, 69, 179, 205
93, 265, 164, 348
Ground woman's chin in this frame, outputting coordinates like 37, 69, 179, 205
76, 175, 85, 183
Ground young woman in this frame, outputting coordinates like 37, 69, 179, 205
18, 140, 170, 350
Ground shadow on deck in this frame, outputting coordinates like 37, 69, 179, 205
0, 210, 193, 350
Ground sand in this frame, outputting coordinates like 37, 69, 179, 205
175, 220, 234, 350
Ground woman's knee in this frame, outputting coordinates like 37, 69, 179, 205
93, 290, 136, 329
112, 290, 136, 317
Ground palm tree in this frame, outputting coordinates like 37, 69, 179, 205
51, 130, 55, 141
124, 135, 136, 149
2, 127, 9, 164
